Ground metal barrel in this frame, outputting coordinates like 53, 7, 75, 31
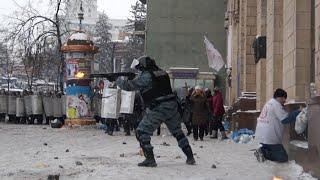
30, 95, 43, 115
7, 95, 17, 115
24, 95, 32, 116
61, 95, 66, 116
53, 97, 63, 118
0, 95, 8, 114
43, 96, 54, 117
16, 97, 25, 117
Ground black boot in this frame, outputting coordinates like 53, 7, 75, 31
138, 148, 157, 167
182, 145, 196, 165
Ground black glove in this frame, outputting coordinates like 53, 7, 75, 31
106, 74, 117, 82
128, 73, 136, 80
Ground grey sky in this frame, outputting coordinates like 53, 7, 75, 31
0, 0, 137, 19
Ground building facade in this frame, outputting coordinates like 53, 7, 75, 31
142, 0, 227, 72
225, 1, 320, 177
225, 0, 318, 109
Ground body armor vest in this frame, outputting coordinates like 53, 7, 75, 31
141, 70, 173, 105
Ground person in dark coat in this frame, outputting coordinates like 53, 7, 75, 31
211, 87, 226, 139
181, 88, 194, 136
205, 88, 213, 136
190, 86, 209, 141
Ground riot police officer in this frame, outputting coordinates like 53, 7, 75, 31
108, 56, 196, 167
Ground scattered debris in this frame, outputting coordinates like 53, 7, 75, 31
175, 155, 182, 159
65, 149, 70, 152
34, 162, 49, 168
35, 151, 40, 155
156, 155, 161, 158
75, 161, 83, 166
7, 172, 14, 176
120, 153, 125, 157
54, 157, 59, 159
162, 142, 170, 146
43, 143, 48, 146
59, 165, 64, 169
211, 164, 217, 169
231, 129, 254, 144
42, 127, 47, 130
122, 142, 127, 145
193, 153, 197, 155
48, 174, 60, 180
199, 146, 203, 148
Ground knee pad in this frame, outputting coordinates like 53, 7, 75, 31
174, 132, 189, 149
136, 130, 151, 144
136, 130, 153, 150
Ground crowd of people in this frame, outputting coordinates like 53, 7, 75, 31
182, 85, 227, 141
96, 85, 228, 142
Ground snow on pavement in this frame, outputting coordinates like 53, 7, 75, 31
0, 124, 316, 180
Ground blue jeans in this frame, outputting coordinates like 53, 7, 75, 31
261, 144, 288, 163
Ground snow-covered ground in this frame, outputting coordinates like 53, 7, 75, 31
0, 123, 316, 180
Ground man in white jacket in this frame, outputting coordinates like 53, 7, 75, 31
254, 88, 290, 163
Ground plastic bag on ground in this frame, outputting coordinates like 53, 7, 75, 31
232, 128, 254, 143
295, 107, 307, 134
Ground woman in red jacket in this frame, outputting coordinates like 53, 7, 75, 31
210, 87, 226, 139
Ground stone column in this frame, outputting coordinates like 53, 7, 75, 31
243, 0, 257, 92
231, 22, 239, 103
266, 0, 283, 99
283, 0, 312, 101
316, 0, 320, 90
256, 0, 267, 109
239, 0, 246, 94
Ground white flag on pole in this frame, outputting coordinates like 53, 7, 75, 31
204, 36, 225, 72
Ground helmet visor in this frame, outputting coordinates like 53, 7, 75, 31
130, 59, 140, 70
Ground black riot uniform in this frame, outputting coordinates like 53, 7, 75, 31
113, 56, 196, 167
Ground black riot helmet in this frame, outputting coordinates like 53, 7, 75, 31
131, 56, 159, 71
